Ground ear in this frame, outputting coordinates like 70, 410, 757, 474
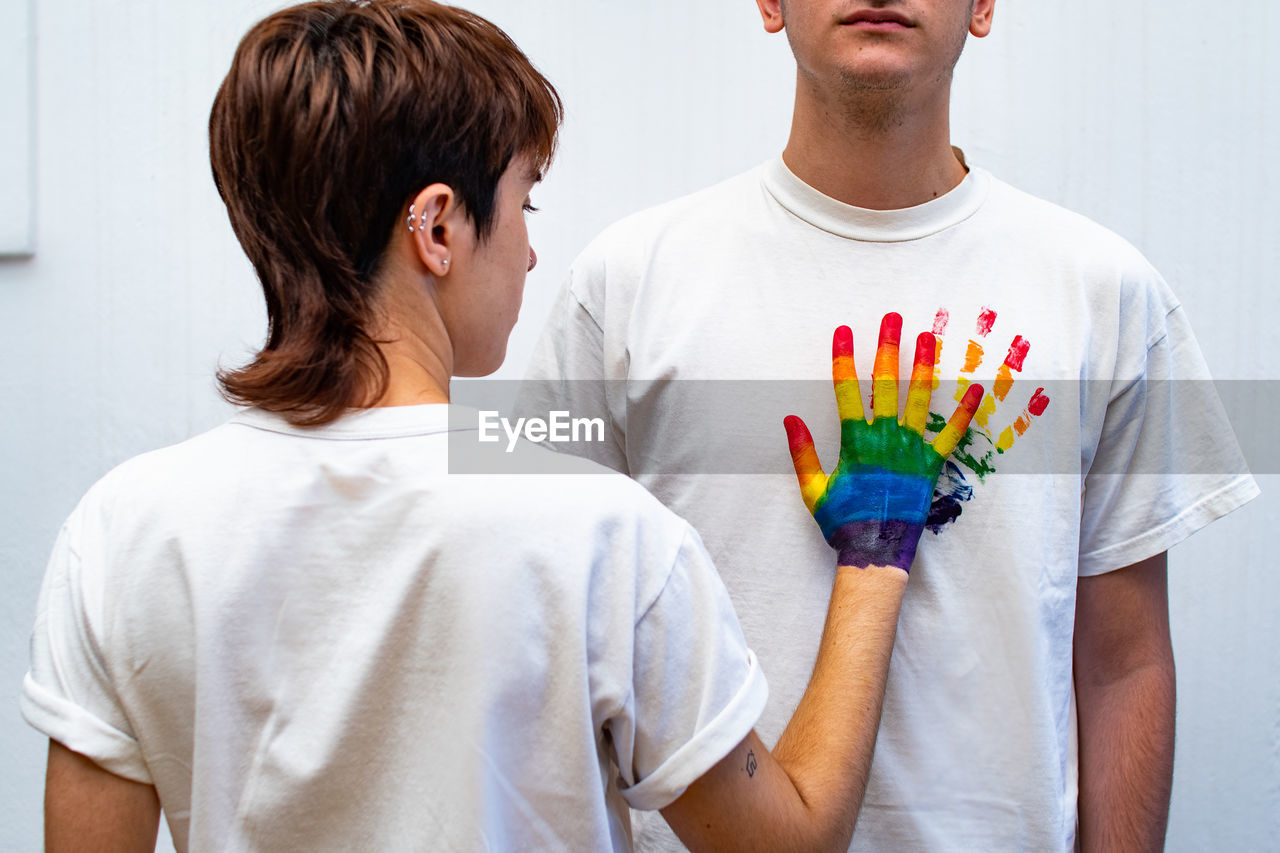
755, 0, 784, 34
970, 0, 995, 38
407, 183, 463, 277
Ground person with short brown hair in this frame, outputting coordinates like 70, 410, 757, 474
208, 0, 561, 425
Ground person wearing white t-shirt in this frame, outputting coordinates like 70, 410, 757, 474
21, 2, 985, 851
518, 1, 1259, 851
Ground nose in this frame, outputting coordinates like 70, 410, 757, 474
527, 247, 537, 272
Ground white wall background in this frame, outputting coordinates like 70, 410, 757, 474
2, 1, 1276, 849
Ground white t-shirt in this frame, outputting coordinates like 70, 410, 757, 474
22, 404, 767, 852
517, 157, 1258, 852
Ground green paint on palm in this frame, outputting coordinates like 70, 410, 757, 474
838, 417, 945, 478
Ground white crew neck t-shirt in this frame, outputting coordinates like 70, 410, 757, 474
22, 404, 768, 851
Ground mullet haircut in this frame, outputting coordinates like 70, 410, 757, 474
210, 0, 561, 425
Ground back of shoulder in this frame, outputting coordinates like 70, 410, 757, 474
483, 437, 688, 539
452, 439, 701, 608
49, 422, 261, 575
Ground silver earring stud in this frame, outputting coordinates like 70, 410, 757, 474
407, 204, 423, 232
442, 258, 449, 267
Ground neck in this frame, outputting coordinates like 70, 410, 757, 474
374, 345, 452, 406
368, 279, 453, 407
782, 71, 966, 210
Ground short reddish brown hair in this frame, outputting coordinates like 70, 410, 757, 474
210, 0, 561, 425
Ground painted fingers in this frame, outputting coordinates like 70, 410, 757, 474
836, 315, 939, 431
871, 313, 902, 421
831, 325, 863, 424
784, 415, 826, 514
932, 382, 984, 458
903, 331, 936, 435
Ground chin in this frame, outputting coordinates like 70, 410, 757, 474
835, 59, 914, 90
455, 348, 508, 378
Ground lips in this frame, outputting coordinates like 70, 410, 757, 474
843, 9, 915, 27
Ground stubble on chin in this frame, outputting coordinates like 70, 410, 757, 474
838, 84, 908, 135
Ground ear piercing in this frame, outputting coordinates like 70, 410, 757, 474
409, 205, 449, 271
407, 205, 450, 271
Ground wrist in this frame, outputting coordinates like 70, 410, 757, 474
835, 562, 910, 586
830, 520, 925, 571
830, 563, 909, 617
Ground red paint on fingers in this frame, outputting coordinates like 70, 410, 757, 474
832, 325, 854, 360
1003, 335, 1030, 371
975, 307, 997, 337
932, 308, 950, 335
784, 415, 816, 460
913, 332, 936, 369
878, 312, 903, 347
958, 381, 985, 416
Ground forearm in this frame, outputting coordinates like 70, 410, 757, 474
1075, 659, 1176, 852
1073, 554, 1175, 853
661, 564, 908, 852
770, 563, 908, 848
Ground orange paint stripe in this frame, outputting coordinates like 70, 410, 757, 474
993, 363, 1014, 401
932, 338, 944, 390
832, 354, 857, 384
872, 339, 901, 383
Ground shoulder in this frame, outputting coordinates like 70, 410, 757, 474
977, 170, 1159, 280
65, 422, 251, 534
449, 434, 706, 608
977, 170, 1182, 336
572, 165, 770, 276
468, 433, 688, 535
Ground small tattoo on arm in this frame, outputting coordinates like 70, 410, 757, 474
745, 749, 757, 778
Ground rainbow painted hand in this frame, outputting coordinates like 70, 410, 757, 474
784, 314, 983, 571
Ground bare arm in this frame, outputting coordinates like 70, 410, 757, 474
663, 318, 979, 851
662, 563, 907, 852
45, 739, 160, 853
1074, 552, 1176, 853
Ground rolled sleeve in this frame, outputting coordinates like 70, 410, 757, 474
20, 513, 151, 783
612, 527, 768, 811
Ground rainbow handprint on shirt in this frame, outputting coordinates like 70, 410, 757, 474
784, 308, 1050, 560
784, 314, 983, 570
924, 306, 1050, 532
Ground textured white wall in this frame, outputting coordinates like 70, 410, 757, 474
1, 2, 1275, 850
0, 0, 34, 255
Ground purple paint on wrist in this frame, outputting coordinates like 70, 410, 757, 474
830, 519, 924, 572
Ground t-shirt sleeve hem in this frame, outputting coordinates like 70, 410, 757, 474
619, 650, 768, 812
1078, 474, 1260, 576
20, 673, 153, 784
